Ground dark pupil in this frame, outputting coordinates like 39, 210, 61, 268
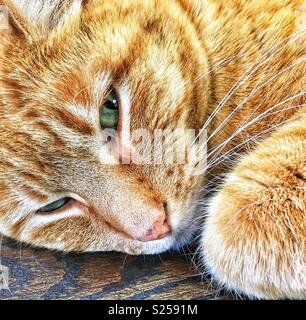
100, 91, 119, 129
105, 96, 118, 110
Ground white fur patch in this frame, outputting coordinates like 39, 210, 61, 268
11, 0, 82, 30
26, 205, 81, 228
8, 195, 42, 224
117, 84, 132, 151
67, 103, 97, 126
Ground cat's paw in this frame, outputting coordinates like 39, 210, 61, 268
201, 171, 306, 299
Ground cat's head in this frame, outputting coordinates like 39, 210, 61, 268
0, 0, 210, 254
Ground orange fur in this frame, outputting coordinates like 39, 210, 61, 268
0, 0, 305, 299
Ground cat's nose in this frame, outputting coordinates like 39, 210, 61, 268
138, 215, 172, 242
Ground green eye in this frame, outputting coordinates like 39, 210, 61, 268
100, 88, 119, 129
38, 198, 71, 213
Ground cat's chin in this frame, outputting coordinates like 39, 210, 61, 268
121, 217, 200, 256
125, 204, 202, 255
80, 227, 195, 256
82, 219, 198, 256
124, 232, 194, 256
144, 234, 189, 254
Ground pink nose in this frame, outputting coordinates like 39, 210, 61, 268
138, 216, 172, 242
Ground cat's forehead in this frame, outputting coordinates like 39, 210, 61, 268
21, 28, 189, 122
11, 0, 204, 111
2, 0, 208, 164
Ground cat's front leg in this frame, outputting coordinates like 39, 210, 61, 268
201, 114, 306, 299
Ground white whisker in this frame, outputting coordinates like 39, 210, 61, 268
207, 58, 306, 144
189, 29, 306, 148
207, 92, 306, 166
206, 111, 305, 171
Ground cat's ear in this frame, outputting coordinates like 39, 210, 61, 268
0, 0, 36, 42
1, 0, 84, 42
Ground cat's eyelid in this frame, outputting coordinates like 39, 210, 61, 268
39, 193, 88, 210
116, 84, 132, 148
65, 192, 89, 206
29, 202, 84, 227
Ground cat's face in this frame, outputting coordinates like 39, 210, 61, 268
0, 0, 210, 254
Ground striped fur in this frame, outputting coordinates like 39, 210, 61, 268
0, 0, 305, 299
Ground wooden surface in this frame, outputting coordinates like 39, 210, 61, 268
0, 237, 234, 300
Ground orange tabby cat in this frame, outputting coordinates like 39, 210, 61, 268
0, 0, 305, 299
